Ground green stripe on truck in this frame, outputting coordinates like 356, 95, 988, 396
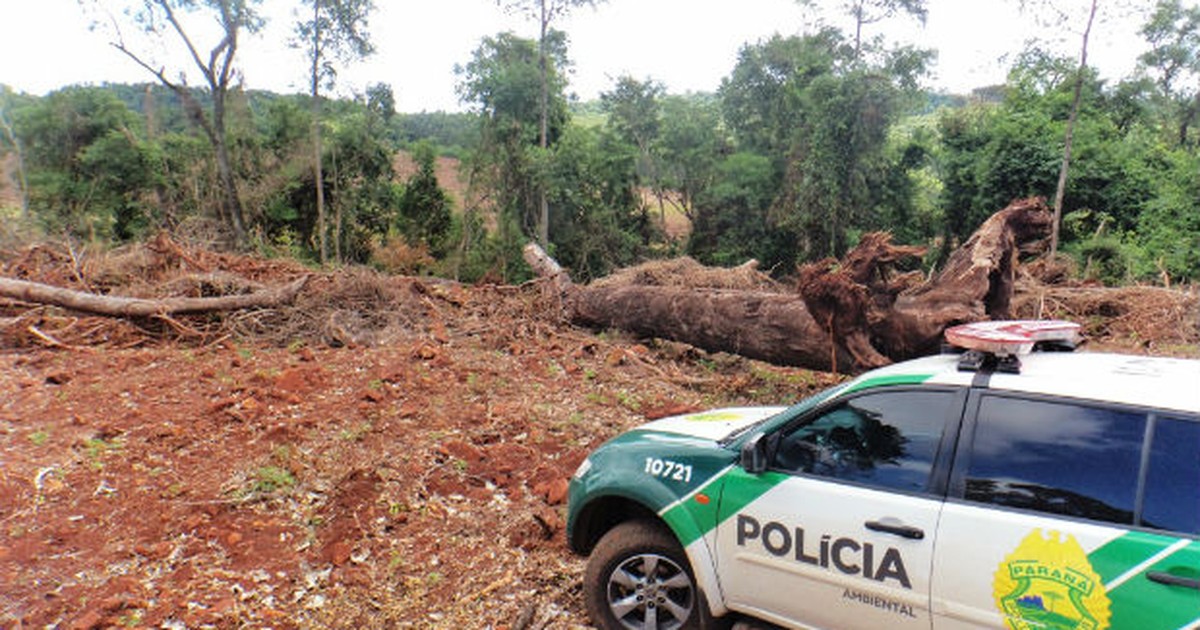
1091, 533, 1200, 629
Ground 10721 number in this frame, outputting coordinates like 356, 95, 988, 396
644, 457, 693, 483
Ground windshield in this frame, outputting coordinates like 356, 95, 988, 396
718, 383, 845, 447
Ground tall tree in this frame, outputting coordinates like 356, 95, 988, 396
496, 0, 604, 246
656, 94, 726, 226
601, 75, 663, 233
719, 32, 931, 261
294, 0, 375, 265
1138, 0, 1200, 147
797, 0, 928, 58
93, 0, 263, 245
1049, 0, 1100, 257
546, 126, 644, 280
457, 32, 568, 230
602, 76, 663, 158
365, 82, 396, 127
397, 141, 452, 254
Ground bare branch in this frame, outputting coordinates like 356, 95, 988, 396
157, 0, 213, 86
0, 275, 312, 318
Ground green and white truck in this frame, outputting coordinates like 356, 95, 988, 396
567, 321, 1200, 630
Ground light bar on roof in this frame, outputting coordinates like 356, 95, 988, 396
945, 320, 1081, 357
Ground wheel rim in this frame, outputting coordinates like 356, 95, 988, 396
605, 552, 695, 630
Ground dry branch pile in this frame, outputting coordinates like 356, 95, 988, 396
1014, 285, 1200, 352
589, 256, 782, 292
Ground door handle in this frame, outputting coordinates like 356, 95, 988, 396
1147, 571, 1200, 590
865, 520, 925, 540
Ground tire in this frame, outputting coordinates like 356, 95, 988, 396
583, 520, 724, 630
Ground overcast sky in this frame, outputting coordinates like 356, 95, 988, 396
0, 0, 1163, 113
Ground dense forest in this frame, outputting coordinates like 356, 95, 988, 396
1, 0, 1198, 286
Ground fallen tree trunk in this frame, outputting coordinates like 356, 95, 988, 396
528, 197, 1053, 373
0, 275, 311, 317
570, 284, 856, 370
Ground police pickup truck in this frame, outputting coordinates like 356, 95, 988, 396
566, 321, 1200, 630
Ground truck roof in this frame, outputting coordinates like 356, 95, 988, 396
855, 352, 1200, 415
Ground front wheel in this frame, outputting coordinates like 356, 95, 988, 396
583, 520, 720, 630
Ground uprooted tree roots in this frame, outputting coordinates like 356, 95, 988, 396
529, 197, 1198, 371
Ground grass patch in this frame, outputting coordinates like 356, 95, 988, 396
83, 437, 122, 470
252, 466, 296, 494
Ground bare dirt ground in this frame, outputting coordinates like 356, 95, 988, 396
2, 239, 1196, 629
0, 242, 842, 629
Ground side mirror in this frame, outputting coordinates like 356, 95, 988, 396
740, 433, 768, 474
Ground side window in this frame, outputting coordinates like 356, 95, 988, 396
771, 390, 953, 493
964, 396, 1145, 525
1141, 416, 1200, 535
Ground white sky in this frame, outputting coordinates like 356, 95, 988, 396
0, 0, 1167, 113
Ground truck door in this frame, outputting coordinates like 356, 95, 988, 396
714, 389, 963, 630
931, 392, 1200, 630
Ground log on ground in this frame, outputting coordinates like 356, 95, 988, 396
0, 275, 311, 318
535, 197, 1054, 373
570, 284, 855, 370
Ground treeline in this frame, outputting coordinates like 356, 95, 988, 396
1, 0, 1198, 285
0, 82, 479, 271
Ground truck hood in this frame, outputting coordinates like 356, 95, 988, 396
638, 407, 788, 442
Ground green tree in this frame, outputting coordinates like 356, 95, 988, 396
496, 0, 606, 246
656, 94, 727, 226
720, 32, 844, 159
1133, 148, 1200, 281
81, 130, 161, 240
546, 126, 645, 280
15, 87, 156, 239
688, 152, 786, 268
94, 0, 265, 245
0, 86, 31, 220
602, 76, 663, 158
936, 105, 992, 245
247, 94, 396, 264
366, 82, 396, 126
1139, 0, 1200, 147
601, 75, 663, 238
456, 31, 570, 279
294, 0, 376, 265
720, 31, 930, 261
398, 141, 452, 254
326, 109, 399, 263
